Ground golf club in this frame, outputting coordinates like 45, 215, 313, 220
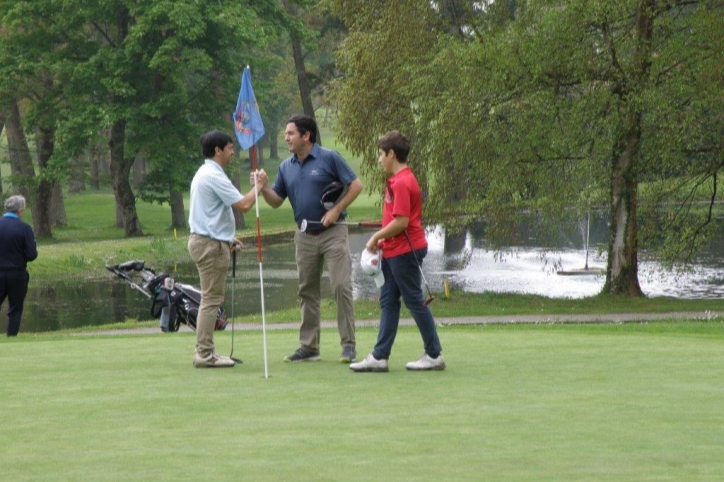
404, 231, 435, 306
300, 219, 382, 233
229, 247, 242, 364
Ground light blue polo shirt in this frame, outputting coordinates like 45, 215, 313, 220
188, 160, 243, 243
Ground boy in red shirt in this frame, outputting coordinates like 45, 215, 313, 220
350, 131, 445, 372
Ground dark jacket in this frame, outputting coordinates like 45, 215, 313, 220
0, 215, 38, 270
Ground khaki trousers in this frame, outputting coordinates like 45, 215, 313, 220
294, 223, 355, 352
188, 234, 230, 357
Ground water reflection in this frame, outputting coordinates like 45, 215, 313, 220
8, 222, 724, 333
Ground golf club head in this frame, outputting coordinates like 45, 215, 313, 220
423, 294, 435, 306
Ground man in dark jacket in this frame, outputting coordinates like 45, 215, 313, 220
0, 195, 38, 336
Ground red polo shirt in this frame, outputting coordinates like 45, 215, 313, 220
380, 166, 427, 258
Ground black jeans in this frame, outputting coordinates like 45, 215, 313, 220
1, 270, 30, 336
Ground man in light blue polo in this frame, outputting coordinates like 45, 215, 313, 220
188, 130, 263, 368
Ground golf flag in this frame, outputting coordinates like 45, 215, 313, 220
233, 66, 265, 150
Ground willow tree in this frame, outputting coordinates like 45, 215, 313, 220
331, 0, 724, 296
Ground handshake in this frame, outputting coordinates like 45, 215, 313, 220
249, 169, 268, 189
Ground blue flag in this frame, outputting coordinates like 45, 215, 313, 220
233, 66, 265, 150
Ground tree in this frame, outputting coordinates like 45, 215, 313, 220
2, 0, 280, 236
0, 2, 70, 237
331, 0, 724, 296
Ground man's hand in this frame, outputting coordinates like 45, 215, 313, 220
365, 237, 380, 253
321, 207, 342, 227
250, 169, 268, 189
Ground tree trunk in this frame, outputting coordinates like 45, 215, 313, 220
51, 182, 67, 227
132, 156, 146, 187
285, 8, 321, 145
109, 119, 143, 237
89, 143, 101, 190
170, 190, 187, 229
602, 0, 654, 297
291, 36, 320, 144
2, 99, 36, 200
33, 126, 55, 238
256, 137, 265, 166
68, 155, 86, 193
603, 114, 644, 296
115, 202, 123, 228
269, 125, 279, 159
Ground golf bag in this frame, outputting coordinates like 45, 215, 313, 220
106, 260, 228, 332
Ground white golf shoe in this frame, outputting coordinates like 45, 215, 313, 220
405, 353, 446, 371
349, 353, 389, 372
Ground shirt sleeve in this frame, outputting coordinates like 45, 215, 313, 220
272, 164, 288, 199
212, 170, 243, 206
24, 225, 38, 262
330, 151, 357, 185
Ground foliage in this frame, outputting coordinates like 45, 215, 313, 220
330, 0, 724, 295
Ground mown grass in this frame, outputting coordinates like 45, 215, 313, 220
1, 323, 723, 481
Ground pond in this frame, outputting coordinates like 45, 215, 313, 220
8, 221, 724, 333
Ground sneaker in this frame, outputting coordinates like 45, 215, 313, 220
405, 354, 446, 371
340, 346, 357, 363
193, 351, 235, 368
349, 354, 389, 372
284, 347, 321, 363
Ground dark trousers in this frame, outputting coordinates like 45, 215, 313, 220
1, 270, 30, 336
372, 248, 442, 360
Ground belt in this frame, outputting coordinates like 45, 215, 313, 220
300, 217, 345, 236
190, 233, 232, 245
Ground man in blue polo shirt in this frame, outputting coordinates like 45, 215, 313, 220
256, 114, 363, 363
0, 195, 38, 337
188, 130, 264, 368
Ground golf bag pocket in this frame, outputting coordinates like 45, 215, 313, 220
151, 291, 180, 332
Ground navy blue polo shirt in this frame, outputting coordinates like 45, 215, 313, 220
272, 144, 357, 230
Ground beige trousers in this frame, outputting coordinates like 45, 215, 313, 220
294, 223, 355, 352
188, 234, 230, 357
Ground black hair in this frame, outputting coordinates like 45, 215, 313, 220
200, 130, 234, 158
287, 114, 318, 144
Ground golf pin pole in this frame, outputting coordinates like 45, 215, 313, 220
251, 149, 269, 379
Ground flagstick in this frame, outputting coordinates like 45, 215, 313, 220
251, 145, 269, 379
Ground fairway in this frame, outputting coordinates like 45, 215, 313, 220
2, 323, 723, 481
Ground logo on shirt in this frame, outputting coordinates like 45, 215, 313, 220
310, 169, 322, 176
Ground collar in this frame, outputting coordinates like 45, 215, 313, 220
390, 165, 411, 179
3, 212, 19, 219
204, 159, 225, 171
292, 143, 319, 164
